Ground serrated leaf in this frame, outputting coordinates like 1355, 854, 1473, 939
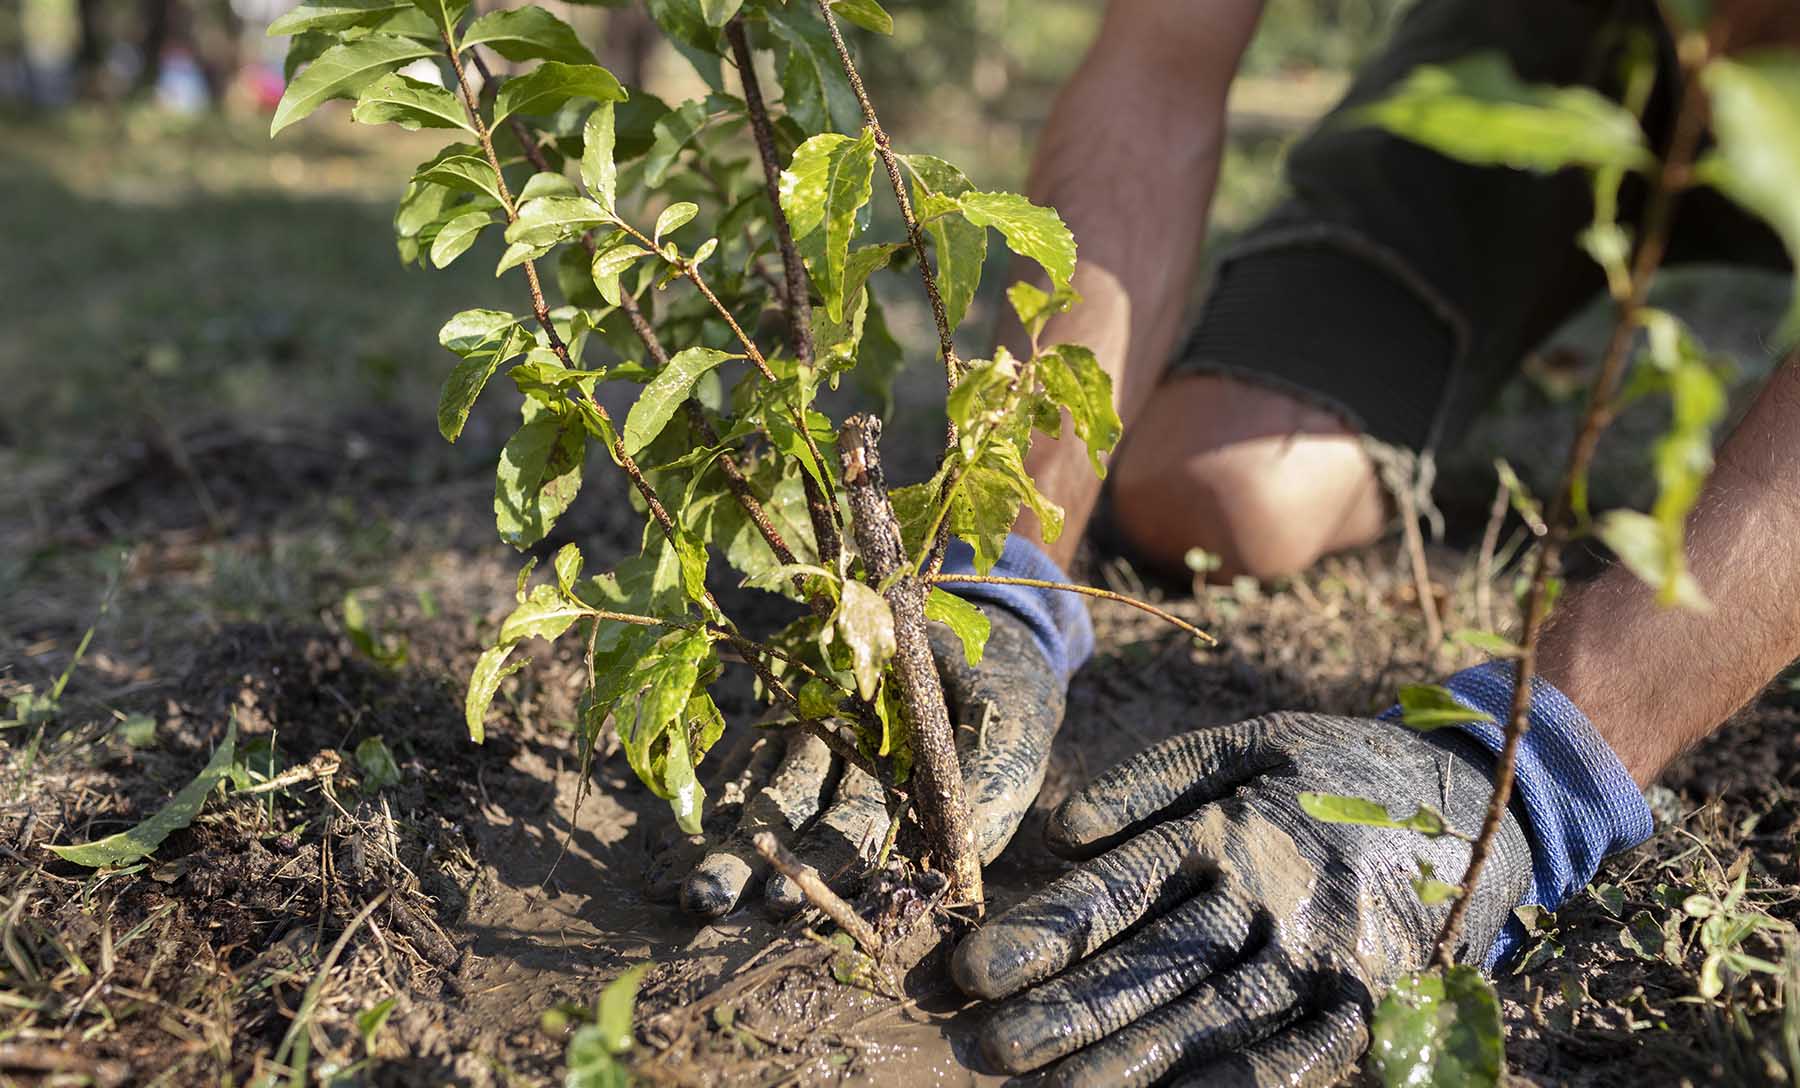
461, 6, 595, 64
925, 589, 989, 667
780, 129, 877, 321
269, 0, 412, 37
1355, 52, 1652, 175
1038, 344, 1120, 477
496, 412, 587, 548
271, 35, 436, 135
828, 0, 892, 34
836, 580, 896, 700
654, 201, 699, 243
624, 347, 737, 454
1370, 966, 1502, 1088
904, 155, 984, 334
506, 195, 610, 248
1397, 683, 1497, 729
493, 61, 625, 124
581, 100, 619, 209
351, 72, 472, 131
957, 190, 1076, 289
1699, 55, 1800, 342
430, 209, 493, 268
49, 719, 238, 867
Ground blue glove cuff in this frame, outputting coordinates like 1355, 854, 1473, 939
939, 535, 1095, 681
1387, 661, 1654, 967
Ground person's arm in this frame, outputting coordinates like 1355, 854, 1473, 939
1009, 0, 1266, 568
1540, 352, 1800, 785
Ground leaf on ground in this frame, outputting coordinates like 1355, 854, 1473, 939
49, 718, 239, 867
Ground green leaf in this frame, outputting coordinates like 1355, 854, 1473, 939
500, 583, 590, 644
596, 964, 650, 1055
925, 588, 990, 667
624, 347, 737, 454
354, 735, 403, 790
1354, 52, 1653, 175
49, 719, 238, 867
269, 0, 412, 37
1038, 345, 1121, 477
1370, 966, 1503, 1088
813, 243, 903, 374
699, 0, 743, 28
643, 98, 709, 187
1007, 280, 1078, 339
271, 35, 436, 135
506, 195, 610, 249
351, 72, 473, 131
493, 61, 625, 124
466, 643, 527, 742
408, 0, 468, 33
437, 315, 525, 442
496, 411, 587, 548
430, 209, 493, 268
416, 153, 505, 206
904, 155, 984, 334
827, 0, 893, 35
836, 580, 896, 701
1411, 861, 1464, 906
765, 6, 859, 136
1398, 683, 1497, 729
780, 129, 877, 320
581, 100, 619, 210
799, 678, 843, 721
1701, 54, 1800, 343
957, 190, 1077, 289
1450, 628, 1522, 658
654, 201, 699, 243
1595, 509, 1711, 612
1297, 792, 1460, 838
460, 7, 595, 64
357, 997, 399, 1048
591, 240, 651, 307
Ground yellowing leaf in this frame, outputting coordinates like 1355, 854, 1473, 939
836, 581, 896, 700
49, 718, 238, 867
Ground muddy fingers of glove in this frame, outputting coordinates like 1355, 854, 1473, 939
1172, 993, 1369, 1088
1043, 952, 1306, 1088
976, 892, 1258, 1073
764, 761, 888, 916
681, 731, 838, 918
1046, 721, 1289, 859
953, 814, 1213, 999
647, 734, 781, 903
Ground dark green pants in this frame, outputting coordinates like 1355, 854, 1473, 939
1171, 0, 1788, 453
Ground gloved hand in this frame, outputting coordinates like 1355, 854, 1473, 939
953, 665, 1653, 1088
654, 534, 1092, 919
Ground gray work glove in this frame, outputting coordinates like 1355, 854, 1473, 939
952, 712, 1534, 1088
653, 606, 1067, 918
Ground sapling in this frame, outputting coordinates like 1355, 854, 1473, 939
268, 0, 1202, 909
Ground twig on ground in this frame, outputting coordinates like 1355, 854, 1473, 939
754, 832, 880, 958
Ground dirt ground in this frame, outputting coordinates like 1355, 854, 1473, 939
4, 111, 1800, 1087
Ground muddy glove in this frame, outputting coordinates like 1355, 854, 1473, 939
953, 664, 1652, 1087
660, 534, 1092, 919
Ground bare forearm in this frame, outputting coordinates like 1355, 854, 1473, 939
1012, 0, 1265, 566
1538, 353, 1800, 783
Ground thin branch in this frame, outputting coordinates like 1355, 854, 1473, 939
814, 0, 960, 388
727, 17, 814, 367
924, 574, 1216, 646
753, 832, 882, 959
1475, 473, 1510, 635
1432, 43, 1712, 968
